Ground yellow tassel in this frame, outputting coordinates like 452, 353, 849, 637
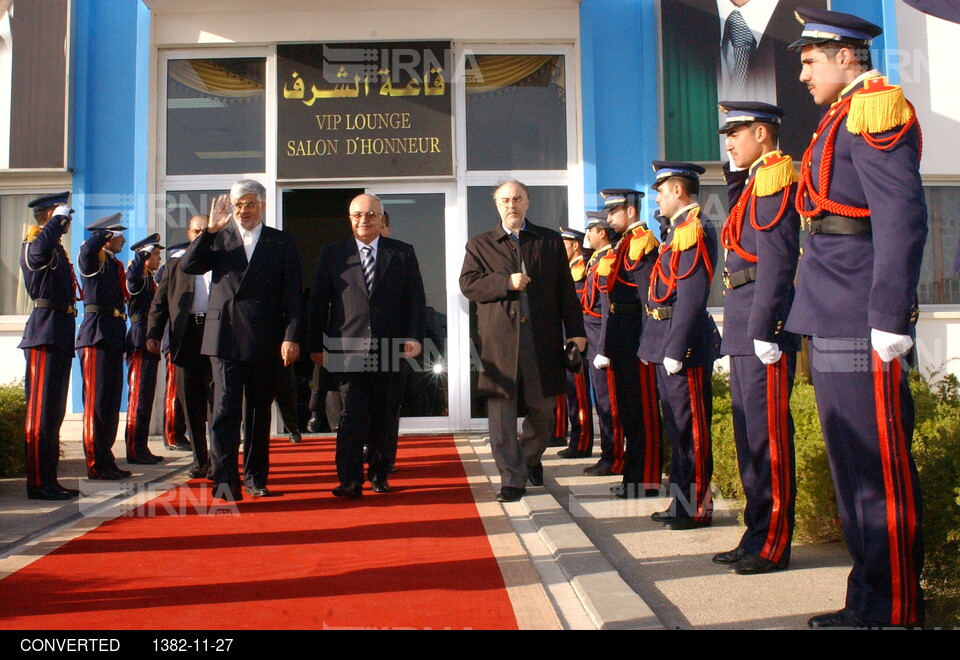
847, 78, 913, 135
753, 152, 798, 197
596, 253, 614, 277
628, 227, 659, 261
570, 262, 585, 281
99, 250, 107, 263
671, 212, 703, 253
23, 225, 42, 243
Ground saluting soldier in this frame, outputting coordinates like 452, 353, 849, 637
713, 101, 801, 574
564, 213, 619, 466
19, 192, 80, 500
551, 226, 594, 456
787, 8, 926, 629
639, 162, 720, 531
123, 233, 165, 465
598, 189, 663, 498
76, 213, 132, 481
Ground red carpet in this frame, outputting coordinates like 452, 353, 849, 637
0, 436, 519, 630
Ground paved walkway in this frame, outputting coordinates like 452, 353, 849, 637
0, 417, 853, 630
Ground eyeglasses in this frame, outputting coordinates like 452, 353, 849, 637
233, 201, 260, 210
497, 196, 526, 206
350, 211, 381, 220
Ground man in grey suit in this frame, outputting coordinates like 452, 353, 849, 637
180, 180, 302, 501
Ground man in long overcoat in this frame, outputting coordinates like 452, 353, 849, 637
460, 180, 586, 502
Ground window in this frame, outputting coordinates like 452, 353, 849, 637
918, 186, 960, 305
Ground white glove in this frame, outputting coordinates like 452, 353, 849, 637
871, 328, 913, 363
664, 357, 683, 375
53, 204, 72, 218
754, 340, 782, 365
640, 359, 649, 366
593, 354, 610, 369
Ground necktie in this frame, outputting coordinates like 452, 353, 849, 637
726, 10, 755, 88
361, 245, 375, 292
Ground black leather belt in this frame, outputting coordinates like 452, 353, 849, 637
809, 214, 871, 235
84, 304, 127, 321
646, 305, 673, 321
189, 313, 206, 324
723, 266, 757, 290
609, 302, 643, 316
34, 299, 77, 316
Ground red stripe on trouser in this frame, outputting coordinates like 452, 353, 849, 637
761, 355, 791, 563
164, 359, 178, 445
607, 367, 624, 474
82, 347, 98, 472
125, 352, 143, 458
873, 352, 919, 626
687, 366, 711, 522
574, 369, 591, 452
554, 394, 566, 437
639, 360, 661, 486
25, 348, 46, 486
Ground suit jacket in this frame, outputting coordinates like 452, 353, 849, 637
180, 222, 302, 363
459, 221, 586, 399
307, 235, 426, 372
661, 0, 820, 159
146, 255, 200, 364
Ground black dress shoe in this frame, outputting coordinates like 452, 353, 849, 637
650, 509, 677, 523
306, 414, 323, 433
51, 483, 80, 497
144, 452, 164, 463
712, 547, 745, 565
27, 485, 78, 501
371, 479, 391, 493
808, 609, 871, 629
611, 483, 661, 499
166, 441, 192, 452
527, 463, 544, 487
665, 517, 712, 531
188, 464, 211, 479
213, 483, 243, 502
244, 486, 273, 497
583, 462, 615, 477
88, 468, 125, 481
496, 487, 526, 503
332, 481, 363, 499
731, 554, 789, 575
558, 448, 592, 459
289, 432, 302, 444
126, 456, 158, 466
111, 466, 133, 478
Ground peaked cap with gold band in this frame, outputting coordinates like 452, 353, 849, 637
600, 188, 644, 211
651, 161, 706, 253
717, 100, 784, 135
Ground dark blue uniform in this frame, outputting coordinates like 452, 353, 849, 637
553, 254, 594, 454
721, 152, 801, 566
124, 252, 161, 462
580, 245, 620, 468
788, 73, 926, 627
19, 212, 77, 494
603, 223, 662, 488
76, 231, 129, 478
638, 204, 720, 525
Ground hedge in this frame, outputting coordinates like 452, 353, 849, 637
0, 381, 27, 478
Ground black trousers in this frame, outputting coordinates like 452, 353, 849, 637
80, 345, 124, 477
335, 369, 404, 485
24, 346, 72, 488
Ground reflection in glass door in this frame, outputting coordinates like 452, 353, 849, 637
373, 192, 449, 423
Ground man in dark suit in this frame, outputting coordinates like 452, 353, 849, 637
147, 216, 213, 479
460, 181, 586, 503
308, 194, 426, 499
180, 182, 302, 501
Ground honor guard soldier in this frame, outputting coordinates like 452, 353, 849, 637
713, 101, 801, 574
19, 192, 80, 500
565, 212, 620, 465
551, 226, 594, 455
787, 8, 926, 628
123, 233, 165, 465
76, 213, 132, 480
598, 189, 663, 498
639, 162, 720, 530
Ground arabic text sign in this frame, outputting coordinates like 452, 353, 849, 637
278, 42, 453, 179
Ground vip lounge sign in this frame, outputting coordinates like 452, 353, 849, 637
278, 42, 453, 179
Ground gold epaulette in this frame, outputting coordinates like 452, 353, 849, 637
596, 253, 615, 277
23, 225, 42, 243
571, 262, 586, 281
753, 151, 798, 197
847, 76, 913, 135
99, 250, 107, 263
671, 210, 703, 253
628, 227, 659, 261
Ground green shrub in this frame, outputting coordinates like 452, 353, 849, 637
0, 381, 27, 478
